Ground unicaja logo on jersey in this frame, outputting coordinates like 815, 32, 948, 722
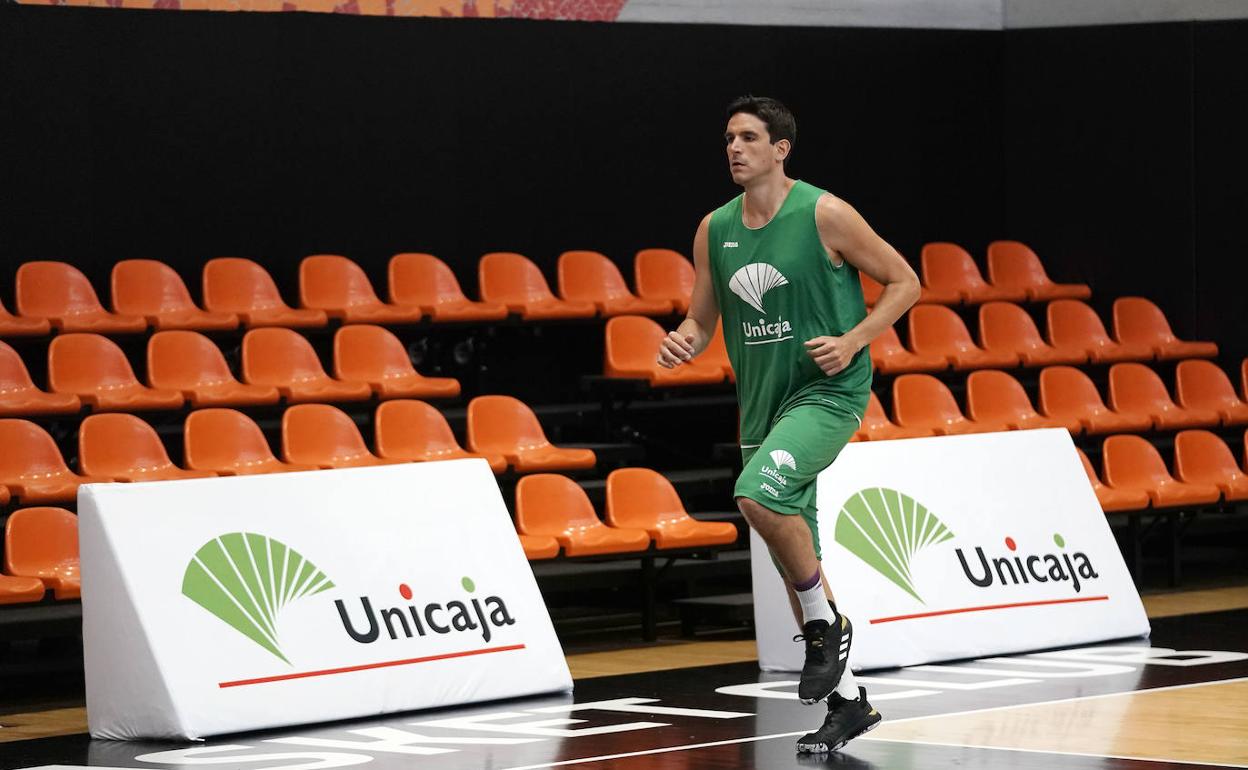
729, 263, 788, 314
182, 533, 335, 664
834, 488, 954, 603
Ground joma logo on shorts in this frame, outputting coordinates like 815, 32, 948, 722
761, 482, 782, 497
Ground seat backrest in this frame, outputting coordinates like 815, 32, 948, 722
872, 324, 906, 356
863, 391, 890, 427
48, 333, 142, 393
1174, 430, 1238, 481
468, 395, 548, 454
892, 374, 965, 425
374, 400, 462, 458
515, 473, 601, 535
388, 253, 469, 306
242, 327, 329, 385
1102, 434, 1173, 487
1046, 299, 1112, 347
966, 369, 1033, 420
4, 506, 78, 578
300, 254, 383, 311
1175, 359, 1238, 410
908, 304, 977, 352
604, 315, 663, 375
606, 467, 687, 529
634, 249, 694, 305
920, 242, 988, 292
147, 330, 236, 390
202, 257, 291, 313
0, 419, 75, 478
558, 250, 631, 303
79, 413, 176, 477
16, 261, 108, 319
112, 259, 197, 315
184, 409, 280, 470
979, 302, 1044, 349
702, 319, 731, 366
1109, 362, 1173, 409
986, 241, 1049, 289
1113, 297, 1175, 346
0, 341, 39, 392
1242, 359, 1248, 402
334, 324, 415, 382
479, 252, 556, 304
1038, 365, 1108, 415
282, 404, 373, 465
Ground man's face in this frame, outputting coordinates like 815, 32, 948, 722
725, 112, 787, 185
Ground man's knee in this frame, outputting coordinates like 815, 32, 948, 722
737, 496, 784, 537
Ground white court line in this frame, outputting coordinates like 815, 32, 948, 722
499, 675, 1248, 770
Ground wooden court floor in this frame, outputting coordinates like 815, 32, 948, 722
1, 586, 1246, 769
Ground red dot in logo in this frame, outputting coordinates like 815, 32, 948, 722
399, 583, 413, 601
1005, 537, 1017, 551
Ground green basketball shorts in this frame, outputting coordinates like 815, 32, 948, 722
736, 401, 862, 560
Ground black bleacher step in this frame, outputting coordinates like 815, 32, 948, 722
531, 549, 750, 590
671, 592, 755, 637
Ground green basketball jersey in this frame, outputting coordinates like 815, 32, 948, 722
707, 180, 873, 446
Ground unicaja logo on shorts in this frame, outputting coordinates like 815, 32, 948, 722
182, 533, 334, 664
729, 263, 788, 314
834, 488, 953, 603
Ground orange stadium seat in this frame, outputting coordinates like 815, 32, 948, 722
700, 320, 735, 382
388, 253, 508, 322
299, 254, 423, 325
0, 485, 8, 506
860, 271, 883, 308
183, 408, 317, 475
4, 507, 80, 600
518, 533, 560, 560
0, 575, 45, 605
111, 259, 239, 331
0, 341, 81, 416
986, 241, 1092, 302
557, 250, 673, 317
0, 296, 51, 337
241, 327, 372, 403
978, 302, 1086, 367
1076, 447, 1149, 513
859, 391, 934, 441
202, 257, 328, 329
1046, 299, 1153, 364
1175, 360, 1248, 426
147, 330, 280, 408
282, 404, 405, 469
920, 242, 1027, 304
1174, 430, 1248, 502
48, 334, 185, 412
892, 374, 1008, 435
604, 316, 724, 386
1113, 297, 1218, 361
907, 305, 1018, 370
1109, 363, 1220, 431
333, 325, 460, 400
15, 261, 146, 334
374, 399, 506, 473
1243, 359, 1248, 402
515, 473, 650, 557
1038, 366, 1152, 435
0, 419, 110, 503
1102, 434, 1220, 509
870, 324, 948, 374
606, 467, 737, 549
634, 248, 694, 314
467, 395, 596, 474
966, 369, 1081, 433
79, 413, 216, 482
478, 252, 596, 320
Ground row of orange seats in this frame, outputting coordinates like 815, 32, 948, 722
1079, 432, 1248, 512
0, 467, 741, 606
872, 298, 1217, 375
0, 325, 459, 416
854, 361, 1248, 440
0, 397, 594, 505
0, 250, 695, 337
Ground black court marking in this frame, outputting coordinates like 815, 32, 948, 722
4, 609, 1247, 770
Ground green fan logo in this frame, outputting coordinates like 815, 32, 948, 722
182, 533, 335, 664
834, 488, 954, 604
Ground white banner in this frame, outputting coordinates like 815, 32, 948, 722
80, 460, 572, 740
753, 429, 1149, 672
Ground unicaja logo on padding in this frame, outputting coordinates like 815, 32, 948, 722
834, 488, 953, 604
182, 533, 334, 664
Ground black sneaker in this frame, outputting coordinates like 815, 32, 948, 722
795, 612, 852, 704
795, 686, 881, 753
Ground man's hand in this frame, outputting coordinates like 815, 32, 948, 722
804, 335, 860, 376
658, 331, 696, 368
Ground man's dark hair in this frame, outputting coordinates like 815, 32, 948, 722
726, 95, 796, 162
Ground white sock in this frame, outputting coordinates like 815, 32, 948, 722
836, 665, 859, 700
795, 582, 835, 626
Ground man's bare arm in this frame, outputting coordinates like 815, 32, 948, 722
658, 212, 721, 368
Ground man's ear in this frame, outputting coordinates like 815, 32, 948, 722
775, 139, 791, 162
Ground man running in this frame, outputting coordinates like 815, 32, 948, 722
657, 95, 920, 753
